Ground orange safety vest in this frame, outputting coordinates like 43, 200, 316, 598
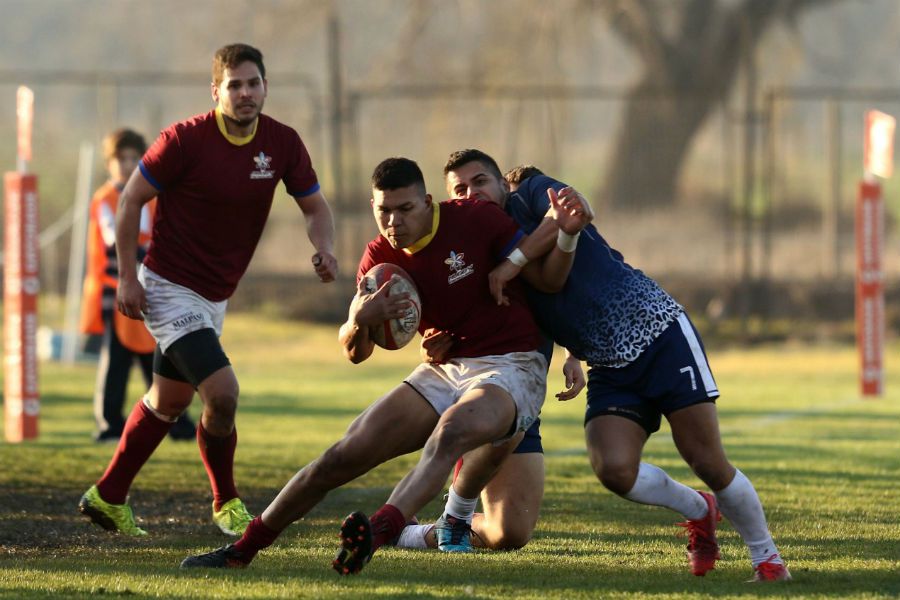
79, 182, 157, 354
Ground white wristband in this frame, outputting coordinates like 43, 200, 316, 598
557, 230, 580, 253
507, 248, 529, 267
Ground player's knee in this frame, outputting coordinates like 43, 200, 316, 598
428, 419, 470, 459
588, 448, 635, 494
488, 526, 532, 550
597, 462, 638, 496
202, 387, 238, 421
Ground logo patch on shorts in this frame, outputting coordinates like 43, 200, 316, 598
171, 312, 204, 330
606, 406, 643, 419
518, 414, 535, 432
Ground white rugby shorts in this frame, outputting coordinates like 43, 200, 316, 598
404, 351, 548, 439
138, 265, 226, 352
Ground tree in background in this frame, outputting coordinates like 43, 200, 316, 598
592, 0, 839, 208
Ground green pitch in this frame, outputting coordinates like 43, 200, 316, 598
1, 314, 898, 599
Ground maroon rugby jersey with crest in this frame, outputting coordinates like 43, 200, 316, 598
356, 199, 541, 359
139, 109, 319, 301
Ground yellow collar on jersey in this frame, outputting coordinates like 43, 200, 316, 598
215, 106, 258, 146
403, 202, 440, 255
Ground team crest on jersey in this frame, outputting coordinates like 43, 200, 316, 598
445, 250, 475, 284
251, 152, 274, 179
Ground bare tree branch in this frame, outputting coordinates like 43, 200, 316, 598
360, 1, 433, 88
600, 0, 849, 207
598, 0, 673, 73
679, 0, 716, 47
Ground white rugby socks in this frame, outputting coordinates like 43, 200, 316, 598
396, 523, 434, 549
714, 469, 782, 565
623, 462, 709, 520
444, 486, 478, 523
394, 485, 477, 550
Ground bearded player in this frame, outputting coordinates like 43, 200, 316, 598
78, 43, 337, 537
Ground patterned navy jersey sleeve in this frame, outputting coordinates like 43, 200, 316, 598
505, 175, 567, 234
505, 175, 684, 368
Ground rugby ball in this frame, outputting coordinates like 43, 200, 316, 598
360, 263, 421, 350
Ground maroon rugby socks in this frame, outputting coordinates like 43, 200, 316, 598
197, 422, 240, 510
96, 399, 173, 504
370, 504, 408, 551
232, 516, 281, 562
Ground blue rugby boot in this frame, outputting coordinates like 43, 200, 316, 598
434, 513, 473, 553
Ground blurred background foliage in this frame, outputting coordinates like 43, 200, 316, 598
1, 0, 899, 337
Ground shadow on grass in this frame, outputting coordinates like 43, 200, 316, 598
4, 547, 899, 599
2, 484, 898, 598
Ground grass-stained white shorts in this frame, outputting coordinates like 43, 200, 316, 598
138, 265, 226, 353
404, 351, 548, 438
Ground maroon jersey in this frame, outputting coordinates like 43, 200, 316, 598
356, 199, 541, 359
139, 109, 319, 301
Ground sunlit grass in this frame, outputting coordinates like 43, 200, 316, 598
1, 313, 898, 598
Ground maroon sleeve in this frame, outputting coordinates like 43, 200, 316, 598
139, 124, 185, 191
283, 129, 319, 198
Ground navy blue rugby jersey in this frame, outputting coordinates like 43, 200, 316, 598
506, 174, 683, 367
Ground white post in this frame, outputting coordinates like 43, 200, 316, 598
61, 141, 94, 364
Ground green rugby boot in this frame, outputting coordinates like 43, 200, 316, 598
78, 485, 147, 536
212, 498, 253, 536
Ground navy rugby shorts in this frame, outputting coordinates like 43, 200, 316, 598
585, 313, 719, 434
513, 418, 543, 454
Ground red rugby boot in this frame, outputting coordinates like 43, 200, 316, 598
751, 554, 792, 582
677, 490, 721, 576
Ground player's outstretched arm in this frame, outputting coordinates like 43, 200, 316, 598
295, 190, 338, 283
532, 187, 592, 291
115, 169, 157, 320
488, 186, 593, 303
486, 203, 561, 304
339, 276, 411, 363
512, 187, 592, 295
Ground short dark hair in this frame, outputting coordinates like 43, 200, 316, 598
504, 164, 544, 186
212, 43, 265, 86
103, 128, 147, 160
443, 149, 503, 179
371, 157, 426, 192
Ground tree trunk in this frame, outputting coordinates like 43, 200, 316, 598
603, 80, 714, 209
596, 0, 831, 208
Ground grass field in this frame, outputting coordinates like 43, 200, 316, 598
1, 313, 898, 599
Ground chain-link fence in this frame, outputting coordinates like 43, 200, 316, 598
0, 70, 323, 288
762, 87, 900, 283
1, 72, 897, 329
